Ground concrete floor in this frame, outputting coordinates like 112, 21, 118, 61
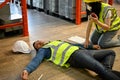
0, 1, 120, 80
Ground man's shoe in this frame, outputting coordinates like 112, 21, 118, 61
112, 70, 120, 78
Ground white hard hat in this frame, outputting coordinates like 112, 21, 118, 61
12, 40, 31, 53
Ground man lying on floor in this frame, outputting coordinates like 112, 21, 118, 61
21, 40, 120, 80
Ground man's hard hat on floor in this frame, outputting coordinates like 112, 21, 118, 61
83, 0, 102, 3
12, 40, 31, 53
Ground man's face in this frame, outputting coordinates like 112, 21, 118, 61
34, 40, 45, 50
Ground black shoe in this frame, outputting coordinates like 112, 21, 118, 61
99, 70, 120, 80
112, 70, 120, 78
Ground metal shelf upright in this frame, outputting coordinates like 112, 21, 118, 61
0, 0, 28, 36
75, 0, 113, 25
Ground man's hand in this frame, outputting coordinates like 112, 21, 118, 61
93, 45, 101, 50
21, 70, 29, 80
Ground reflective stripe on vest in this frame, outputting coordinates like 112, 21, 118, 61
96, 3, 120, 33
43, 40, 79, 67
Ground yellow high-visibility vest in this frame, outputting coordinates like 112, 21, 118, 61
95, 3, 120, 33
43, 40, 79, 68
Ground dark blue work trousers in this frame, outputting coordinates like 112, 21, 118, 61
68, 49, 120, 80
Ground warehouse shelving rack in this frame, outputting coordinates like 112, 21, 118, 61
0, 0, 113, 36
0, 0, 28, 36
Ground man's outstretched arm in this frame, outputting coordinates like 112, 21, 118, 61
71, 43, 101, 50
21, 48, 47, 80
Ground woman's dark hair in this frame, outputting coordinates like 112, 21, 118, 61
86, 2, 101, 18
33, 42, 38, 51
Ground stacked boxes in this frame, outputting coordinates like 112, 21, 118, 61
58, 0, 64, 16
58, 0, 76, 19
49, 0, 59, 13
28, 0, 44, 9
32, 0, 44, 9
0, 3, 22, 38
27, 0, 86, 20
44, 0, 49, 13
44, 0, 58, 14
58, 0, 86, 20
0, 4, 11, 38
68, 0, 86, 20
33, 0, 39, 8
68, 0, 76, 20
0, 4, 10, 19
49, 0, 55, 12
39, 0, 44, 9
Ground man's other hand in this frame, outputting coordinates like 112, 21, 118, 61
21, 70, 29, 80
